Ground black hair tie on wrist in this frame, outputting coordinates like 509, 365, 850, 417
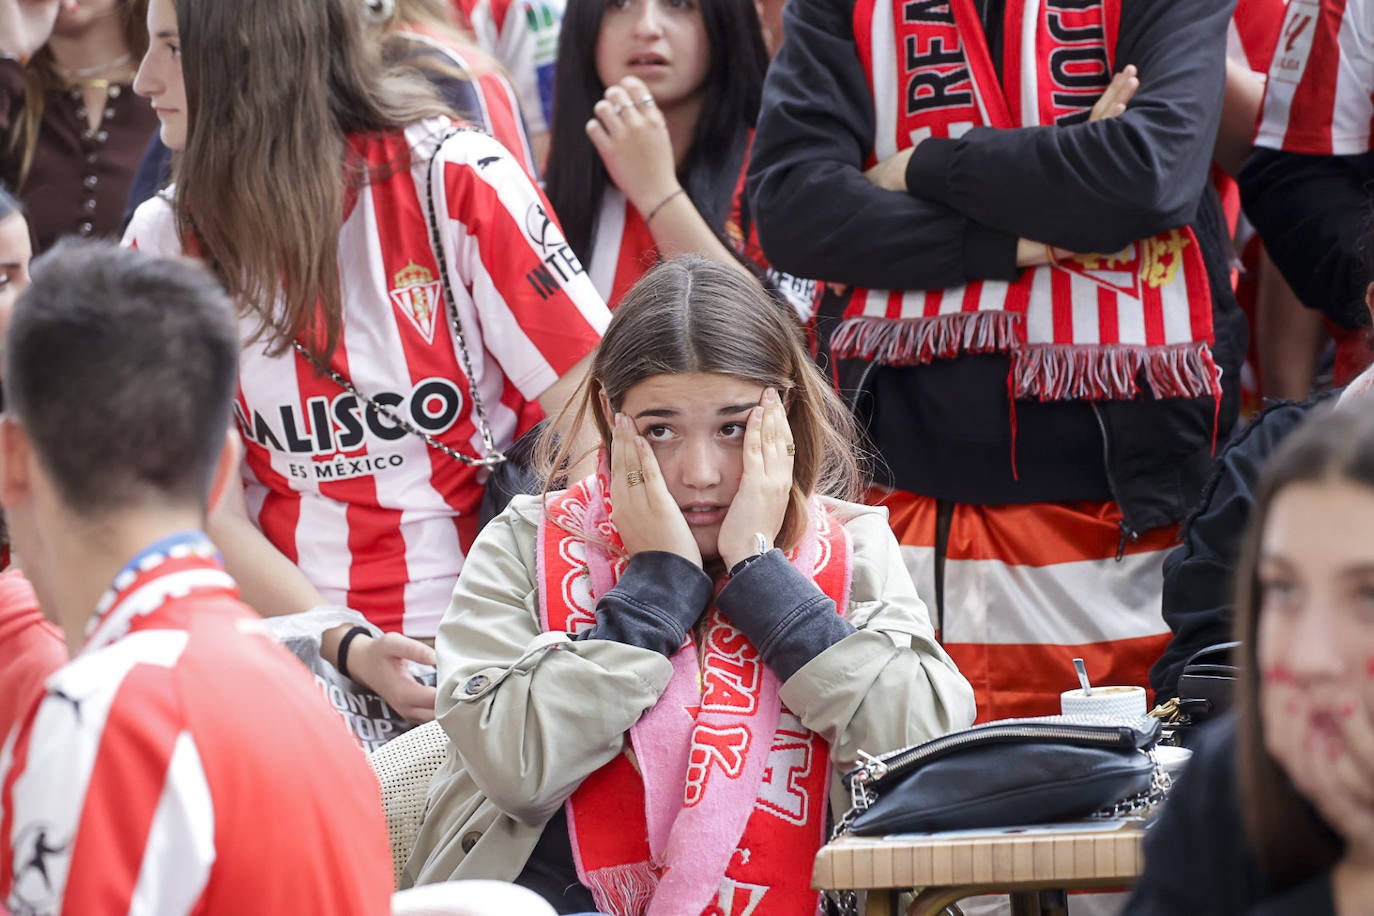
336, 625, 371, 681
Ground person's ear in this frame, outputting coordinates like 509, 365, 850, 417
207, 427, 241, 513
598, 388, 615, 427
0, 414, 34, 510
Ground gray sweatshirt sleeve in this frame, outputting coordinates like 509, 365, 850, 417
576, 551, 713, 656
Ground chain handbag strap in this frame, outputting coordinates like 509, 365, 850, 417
292, 126, 507, 470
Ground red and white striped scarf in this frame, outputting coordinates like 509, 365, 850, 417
537, 469, 852, 915
837, 0, 1221, 403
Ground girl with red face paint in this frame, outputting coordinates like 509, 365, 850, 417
1126, 407, 1374, 915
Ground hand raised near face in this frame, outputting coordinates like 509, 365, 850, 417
609, 412, 702, 567
586, 75, 681, 218
717, 387, 795, 569
1267, 686, 1374, 865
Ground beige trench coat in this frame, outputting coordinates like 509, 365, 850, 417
404, 494, 975, 888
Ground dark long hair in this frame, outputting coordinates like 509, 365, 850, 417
1233, 405, 1374, 889
172, 0, 450, 358
543, 0, 767, 264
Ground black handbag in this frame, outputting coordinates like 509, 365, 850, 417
841, 715, 1164, 836
1176, 641, 1238, 725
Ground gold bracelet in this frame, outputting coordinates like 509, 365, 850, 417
644, 187, 686, 226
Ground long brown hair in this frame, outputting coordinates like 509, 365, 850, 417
539, 256, 865, 553
171, 0, 451, 358
1233, 405, 1372, 888
7, 0, 149, 191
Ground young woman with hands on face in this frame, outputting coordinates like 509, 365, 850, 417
406, 257, 974, 913
543, 0, 815, 316
607, 379, 794, 573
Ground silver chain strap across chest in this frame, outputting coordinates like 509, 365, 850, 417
293, 127, 507, 470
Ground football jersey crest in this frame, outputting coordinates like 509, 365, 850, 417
389, 261, 443, 343
1057, 229, 1192, 299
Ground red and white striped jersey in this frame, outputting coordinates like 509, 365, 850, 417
0, 533, 393, 915
125, 122, 610, 637
873, 491, 1175, 720
0, 572, 64, 745
452, 0, 564, 136
586, 145, 819, 319
1229, 0, 1288, 76
1254, 0, 1374, 154
396, 26, 538, 176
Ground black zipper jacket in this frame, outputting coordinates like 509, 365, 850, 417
747, 0, 1247, 536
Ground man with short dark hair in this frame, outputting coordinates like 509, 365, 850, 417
0, 241, 392, 915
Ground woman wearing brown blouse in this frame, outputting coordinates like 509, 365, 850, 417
1, 0, 156, 253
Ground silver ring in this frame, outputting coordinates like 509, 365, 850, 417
611, 103, 629, 115
636, 96, 655, 108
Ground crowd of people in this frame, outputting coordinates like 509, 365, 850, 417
1, 0, 1373, 912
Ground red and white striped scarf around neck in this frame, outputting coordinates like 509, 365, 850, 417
837, 0, 1221, 405
536, 467, 852, 916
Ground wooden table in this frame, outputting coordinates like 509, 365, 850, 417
811, 819, 1147, 916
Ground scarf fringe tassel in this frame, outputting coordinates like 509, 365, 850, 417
584, 863, 658, 916
831, 312, 1019, 365
831, 315, 1220, 401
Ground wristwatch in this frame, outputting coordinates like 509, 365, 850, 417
728, 532, 773, 578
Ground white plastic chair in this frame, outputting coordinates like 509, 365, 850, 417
391, 880, 559, 915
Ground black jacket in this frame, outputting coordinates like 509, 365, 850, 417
1150, 395, 1335, 699
748, 0, 1247, 534
1123, 716, 1337, 915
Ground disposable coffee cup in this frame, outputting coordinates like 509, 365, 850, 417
1060, 685, 1147, 719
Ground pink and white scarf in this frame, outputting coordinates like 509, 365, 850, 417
537, 468, 852, 915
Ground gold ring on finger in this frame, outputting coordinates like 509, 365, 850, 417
785, 444, 796, 456
626, 469, 646, 487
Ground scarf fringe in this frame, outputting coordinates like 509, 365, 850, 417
1013, 343, 1220, 401
832, 316, 1220, 401
830, 312, 1019, 365
584, 863, 658, 916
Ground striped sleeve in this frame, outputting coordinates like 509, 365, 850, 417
1228, 0, 1287, 75
2, 633, 213, 916
426, 127, 610, 400
462, 0, 562, 135
395, 32, 538, 177
1255, 0, 1374, 154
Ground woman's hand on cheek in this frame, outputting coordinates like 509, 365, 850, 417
586, 76, 681, 218
717, 388, 794, 569
1273, 687, 1374, 862
609, 413, 702, 567
1323, 693, 1374, 863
